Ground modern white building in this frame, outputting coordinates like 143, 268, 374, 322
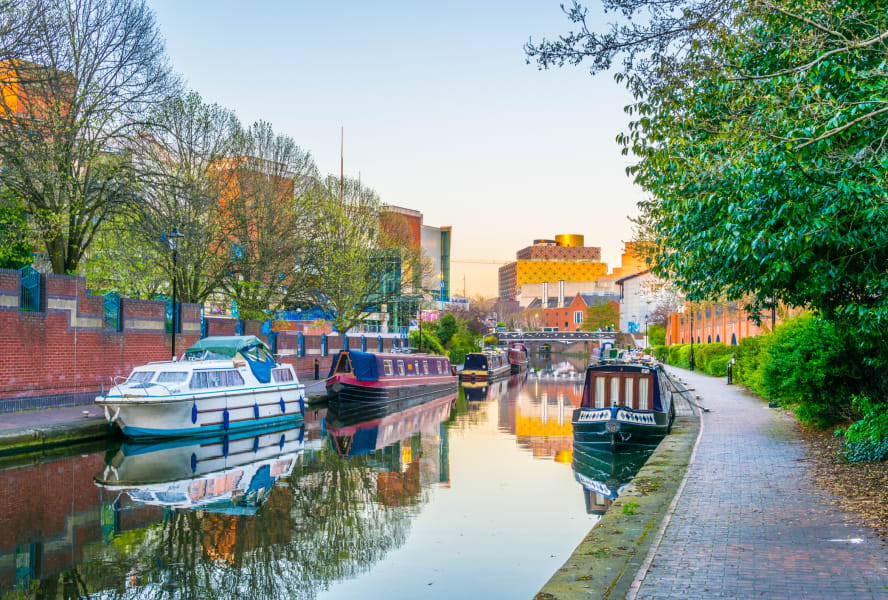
616, 270, 661, 343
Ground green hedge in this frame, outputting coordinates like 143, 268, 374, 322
448, 348, 466, 366
707, 353, 732, 377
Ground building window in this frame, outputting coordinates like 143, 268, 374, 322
574, 311, 583, 324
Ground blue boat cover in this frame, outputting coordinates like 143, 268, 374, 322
327, 350, 380, 382
349, 351, 380, 382
246, 352, 275, 384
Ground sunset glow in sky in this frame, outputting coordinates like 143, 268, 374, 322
147, 0, 644, 296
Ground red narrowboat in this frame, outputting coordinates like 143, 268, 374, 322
326, 350, 458, 402
508, 342, 529, 373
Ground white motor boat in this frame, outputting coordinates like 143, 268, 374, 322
95, 336, 305, 438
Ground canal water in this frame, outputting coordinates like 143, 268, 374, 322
0, 358, 636, 599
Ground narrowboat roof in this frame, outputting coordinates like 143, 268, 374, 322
328, 350, 452, 382
185, 336, 268, 358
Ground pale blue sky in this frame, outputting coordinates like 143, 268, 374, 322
147, 0, 642, 296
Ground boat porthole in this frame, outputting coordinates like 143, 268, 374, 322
191, 404, 198, 424
253, 403, 260, 419
190, 453, 197, 473
253, 436, 259, 453
280, 397, 286, 413
222, 435, 229, 457
223, 409, 230, 430
279, 434, 285, 450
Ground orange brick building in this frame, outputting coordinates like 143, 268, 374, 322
665, 302, 801, 346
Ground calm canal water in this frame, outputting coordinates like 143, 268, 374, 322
0, 358, 611, 599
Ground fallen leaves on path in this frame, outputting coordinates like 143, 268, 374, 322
800, 425, 888, 540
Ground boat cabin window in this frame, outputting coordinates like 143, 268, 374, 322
398, 361, 405, 376
638, 377, 649, 410
157, 372, 189, 384
423, 361, 429, 375
594, 377, 606, 408
624, 378, 634, 406
436, 361, 442, 374
610, 377, 620, 406
190, 369, 245, 389
272, 368, 294, 382
383, 360, 394, 376
128, 371, 155, 383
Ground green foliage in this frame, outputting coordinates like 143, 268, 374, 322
647, 324, 666, 346
483, 335, 498, 347
706, 354, 732, 378
677, 345, 693, 369
449, 348, 466, 366
409, 329, 444, 355
666, 344, 686, 366
735, 336, 767, 391
0, 192, 32, 270
436, 314, 458, 345
840, 396, 888, 463
651, 345, 668, 361
581, 302, 620, 332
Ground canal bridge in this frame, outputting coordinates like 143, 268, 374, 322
496, 331, 617, 354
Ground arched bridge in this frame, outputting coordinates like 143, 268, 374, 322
497, 331, 616, 344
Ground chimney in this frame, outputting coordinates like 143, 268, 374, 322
558, 280, 565, 308
542, 282, 549, 309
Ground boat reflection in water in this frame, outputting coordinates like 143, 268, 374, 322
95, 425, 305, 514
462, 372, 521, 402
571, 444, 654, 515
326, 391, 456, 458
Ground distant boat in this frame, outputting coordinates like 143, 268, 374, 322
326, 350, 458, 402
508, 342, 529, 373
95, 336, 305, 438
572, 362, 674, 449
460, 348, 510, 382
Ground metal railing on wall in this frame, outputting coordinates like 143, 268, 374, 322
19, 266, 39, 312
103, 292, 121, 331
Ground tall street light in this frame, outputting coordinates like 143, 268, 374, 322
168, 226, 185, 360
438, 272, 444, 312
689, 307, 696, 371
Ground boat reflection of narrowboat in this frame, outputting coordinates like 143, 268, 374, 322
94, 425, 304, 514
326, 392, 455, 457
95, 336, 305, 439
508, 342, 529, 373
460, 349, 511, 382
572, 362, 674, 449
326, 351, 457, 402
572, 444, 653, 515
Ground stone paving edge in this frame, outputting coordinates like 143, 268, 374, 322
534, 387, 700, 600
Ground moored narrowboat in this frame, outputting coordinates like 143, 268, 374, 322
326, 350, 458, 402
460, 348, 511, 382
508, 342, 529, 373
95, 336, 305, 439
572, 362, 674, 449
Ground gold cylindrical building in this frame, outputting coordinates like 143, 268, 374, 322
555, 234, 584, 247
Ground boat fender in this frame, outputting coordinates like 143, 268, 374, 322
223, 408, 230, 430
191, 403, 198, 424
253, 403, 260, 419
279, 434, 285, 450
190, 453, 197, 473
253, 436, 259, 453
222, 435, 229, 457
298, 395, 305, 415
299, 426, 305, 443
280, 397, 286, 413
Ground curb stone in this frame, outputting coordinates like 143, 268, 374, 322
534, 387, 700, 600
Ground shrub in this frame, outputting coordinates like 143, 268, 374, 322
840, 395, 888, 462
409, 330, 444, 355
483, 335, 498, 346
706, 354, 732, 377
735, 335, 766, 391
651, 345, 668, 361
677, 345, 693, 369
449, 348, 466, 365
647, 324, 666, 346
666, 344, 686, 366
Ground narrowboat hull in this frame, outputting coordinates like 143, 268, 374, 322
326, 373, 457, 402
459, 364, 511, 382
95, 384, 306, 439
572, 405, 673, 449
509, 358, 529, 373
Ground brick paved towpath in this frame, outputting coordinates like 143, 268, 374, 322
631, 367, 888, 600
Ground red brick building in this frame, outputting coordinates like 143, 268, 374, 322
525, 293, 620, 332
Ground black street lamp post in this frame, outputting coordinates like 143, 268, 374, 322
168, 226, 185, 360
689, 309, 696, 371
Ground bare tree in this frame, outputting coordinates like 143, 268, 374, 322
219, 121, 319, 319
0, 0, 177, 274
292, 176, 427, 335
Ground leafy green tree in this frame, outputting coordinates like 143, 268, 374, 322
647, 323, 666, 346
581, 301, 619, 332
436, 314, 458, 345
0, 188, 32, 269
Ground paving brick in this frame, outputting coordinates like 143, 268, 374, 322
635, 368, 888, 600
